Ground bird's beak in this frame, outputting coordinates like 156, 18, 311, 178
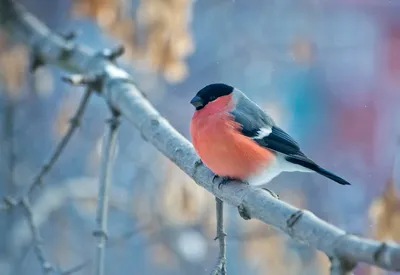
190, 96, 204, 109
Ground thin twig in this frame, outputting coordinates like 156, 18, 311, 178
0, 88, 92, 210
27, 88, 92, 196
61, 260, 90, 275
3, 97, 16, 190
21, 197, 54, 274
211, 197, 227, 275
61, 222, 154, 275
2, 0, 400, 272
93, 109, 120, 275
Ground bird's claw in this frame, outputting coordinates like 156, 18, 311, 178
194, 159, 203, 168
212, 175, 248, 189
212, 174, 219, 183
218, 177, 230, 189
212, 175, 233, 189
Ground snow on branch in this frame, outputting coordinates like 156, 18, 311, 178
1, 0, 400, 272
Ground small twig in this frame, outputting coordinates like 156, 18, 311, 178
0, 88, 92, 210
93, 109, 120, 275
61, 74, 103, 91
210, 197, 227, 275
60, 222, 152, 275
61, 260, 90, 275
27, 88, 92, 195
21, 197, 54, 274
330, 257, 356, 275
101, 45, 125, 62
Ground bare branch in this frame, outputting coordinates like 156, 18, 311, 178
1, 0, 400, 272
21, 198, 54, 274
210, 197, 227, 275
93, 110, 120, 275
60, 222, 153, 275
0, 88, 92, 210
27, 88, 92, 196
61, 260, 89, 275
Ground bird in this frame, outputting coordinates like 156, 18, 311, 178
189, 83, 351, 192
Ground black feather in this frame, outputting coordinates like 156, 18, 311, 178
230, 104, 351, 186
284, 156, 351, 185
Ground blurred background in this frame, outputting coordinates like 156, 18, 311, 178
0, 0, 400, 274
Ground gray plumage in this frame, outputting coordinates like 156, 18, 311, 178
231, 88, 350, 186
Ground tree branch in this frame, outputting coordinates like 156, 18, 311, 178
1, 0, 400, 272
0, 87, 92, 210
21, 197, 54, 274
211, 197, 227, 275
93, 109, 120, 275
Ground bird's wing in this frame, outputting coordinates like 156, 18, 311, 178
229, 97, 307, 158
229, 93, 351, 185
231, 109, 304, 156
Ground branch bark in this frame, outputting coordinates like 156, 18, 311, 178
1, 0, 400, 272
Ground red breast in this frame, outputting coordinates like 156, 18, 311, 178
190, 94, 275, 180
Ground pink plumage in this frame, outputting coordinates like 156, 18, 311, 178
190, 94, 275, 180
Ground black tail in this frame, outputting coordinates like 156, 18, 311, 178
285, 155, 351, 185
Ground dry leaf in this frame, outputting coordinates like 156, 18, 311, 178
369, 178, 400, 241
159, 160, 211, 226
73, 0, 194, 83
368, 178, 400, 275
0, 43, 29, 98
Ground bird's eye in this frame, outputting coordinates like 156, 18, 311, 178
210, 96, 216, 101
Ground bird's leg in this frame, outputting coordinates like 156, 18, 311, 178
194, 158, 203, 168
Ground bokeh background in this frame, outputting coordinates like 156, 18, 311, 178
0, 0, 400, 274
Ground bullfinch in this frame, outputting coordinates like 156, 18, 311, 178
190, 83, 351, 192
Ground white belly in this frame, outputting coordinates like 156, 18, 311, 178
245, 154, 313, 186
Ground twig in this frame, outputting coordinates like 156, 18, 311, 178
21, 197, 54, 274
210, 198, 227, 275
0, 88, 92, 210
3, 97, 16, 190
61, 222, 154, 275
26, 88, 92, 196
2, 0, 400, 272
93, 109, 120, 275
330, 257, 356, 275
61, 260, 90, 275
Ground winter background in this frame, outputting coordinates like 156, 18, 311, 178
0, 0, 399, 274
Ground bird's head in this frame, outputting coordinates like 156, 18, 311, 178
190, 83, 234, 111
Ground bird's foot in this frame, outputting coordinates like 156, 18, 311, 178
262, 188, 279, 199
212, 175, 237, 189
237, 205, 251, 220
194, 158, 203, 168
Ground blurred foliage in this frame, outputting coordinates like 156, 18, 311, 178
368, 179, 400, 275
73, 0, 194, 83
0, 32, 28, 98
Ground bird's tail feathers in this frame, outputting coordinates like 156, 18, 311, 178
285, 156, 351, 185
